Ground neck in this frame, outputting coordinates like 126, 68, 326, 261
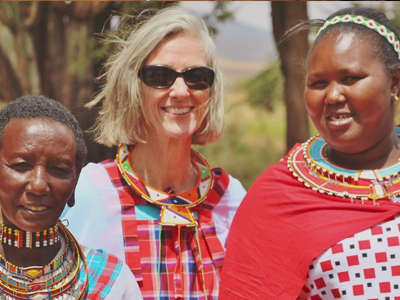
326, 130, 400, 170
132, 138, 198, 193
0, 239, 62, 268
0, 223, 62, 267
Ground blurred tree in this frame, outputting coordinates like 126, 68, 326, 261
0, 1, 172, 162
240, 60, 284, 111
271, 2, 310, 152
0, 1, 233, 163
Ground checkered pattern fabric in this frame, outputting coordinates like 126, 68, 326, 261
81, 249, 123, 300
102, 159, 229, 300
299, 214, 400, 300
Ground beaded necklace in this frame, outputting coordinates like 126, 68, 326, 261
116, 144, 213, 226
0, 224, 59, 249
288, 127, 400, 205
0, 221, 88, 300
0, 234, 68, 282
116, 144, 214, 300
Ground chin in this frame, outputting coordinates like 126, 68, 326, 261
17, 221, 56, 233
164, 128, 198, 140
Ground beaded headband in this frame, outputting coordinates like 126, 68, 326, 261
317, 14, 400, 60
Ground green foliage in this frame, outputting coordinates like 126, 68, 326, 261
200, 2, 234, 35
240, 60, 284, 111
194, 91, 286, 190
389, 3, 400, 35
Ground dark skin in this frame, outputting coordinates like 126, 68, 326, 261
0, 118, 79, 267
305, 32, 400, 170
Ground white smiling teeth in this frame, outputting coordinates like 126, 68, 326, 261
329, 115, 350, 121
164, 107, 191, 115
25, 206, 47, 212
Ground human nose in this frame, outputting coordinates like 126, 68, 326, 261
26, 166, 50, 195
325, 82, 345, 104
169, 77, 190, 99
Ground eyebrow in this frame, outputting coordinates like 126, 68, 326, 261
308, 67, 364, 79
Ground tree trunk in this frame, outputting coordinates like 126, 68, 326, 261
271, 2, 310, 152
0, 1, 113, 162
0, 1, 177, 163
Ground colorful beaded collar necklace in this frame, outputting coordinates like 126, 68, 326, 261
0, 221, 88, 300
116, 144, 213, 226
288, 127, 400, 205
117, 144, 214, 299
0, 224, 60, 249
0, 230, 69, 282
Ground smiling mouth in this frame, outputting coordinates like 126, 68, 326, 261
24, 206, 48, 212
163, 107, 193, 115
327, 114, 352, 121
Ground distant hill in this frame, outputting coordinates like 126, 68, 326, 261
213, 21, 277, 89
214, 21, 277, 62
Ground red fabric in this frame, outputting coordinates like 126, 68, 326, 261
219, 145, 400, 299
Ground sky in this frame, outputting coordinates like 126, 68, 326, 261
180, 1, 394, 32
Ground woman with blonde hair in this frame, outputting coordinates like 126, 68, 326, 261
62, 5, 246, 300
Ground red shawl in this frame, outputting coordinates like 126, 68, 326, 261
219, 145, 400, 299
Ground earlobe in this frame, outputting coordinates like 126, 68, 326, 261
67, 194, 75, 208
68, 168, 81, 208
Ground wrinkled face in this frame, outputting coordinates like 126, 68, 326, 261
140, 33, 211, 142
305, 32, 396, 154
0, 118, 77, 232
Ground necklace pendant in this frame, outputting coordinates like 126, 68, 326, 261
24, 268, 43, 281
159, 206, 196, 226
28, 283, 46, 291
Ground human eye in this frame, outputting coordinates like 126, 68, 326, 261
10, 161, 31, 172
307, 79, 327, 89
342, 76, 362, 85
49, 163, 74, 178
51, 166, 73, 177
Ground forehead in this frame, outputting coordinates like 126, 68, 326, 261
146, 33, 208, 66
308, 31, 381, 70
2, 118, 75, 146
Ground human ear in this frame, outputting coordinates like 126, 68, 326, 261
390, 66, 400, 97
67, 195, 75, 208
67, 166, 82, 208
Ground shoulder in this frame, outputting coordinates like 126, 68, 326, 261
84, 247, 124, 276
82, 247, 142, 299
250, 144, 302, 194
78, 162, 113, 186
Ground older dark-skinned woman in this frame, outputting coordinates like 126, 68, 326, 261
0, 95, 142, 299
220, 6, 400, 300
61, 6, 246, 300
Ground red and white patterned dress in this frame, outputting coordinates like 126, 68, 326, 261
219, 143, 400, 300
299, 214, 400, 300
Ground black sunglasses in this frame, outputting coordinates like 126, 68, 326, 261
138, 65, 215, 90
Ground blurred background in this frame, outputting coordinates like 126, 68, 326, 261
0, 1, 396, 189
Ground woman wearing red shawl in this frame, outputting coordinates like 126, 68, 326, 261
220, 7, 400, 300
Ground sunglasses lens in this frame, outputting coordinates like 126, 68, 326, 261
184, 67, 214, 90
140, 66, 214, 90
142, 66, 177, 88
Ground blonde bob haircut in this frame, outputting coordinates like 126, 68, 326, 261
88, 5, 224, 147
